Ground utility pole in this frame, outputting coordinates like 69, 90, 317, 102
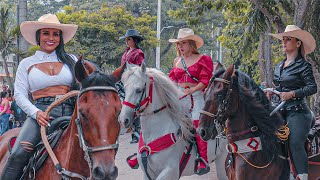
18, 0, 28, 53
155, 0, 161, 69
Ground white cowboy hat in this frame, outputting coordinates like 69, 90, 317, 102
20, 14, 78, 46
269, 25, 316, 55
169, 28, 204, 48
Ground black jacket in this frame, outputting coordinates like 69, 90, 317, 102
273, 55, 317, 98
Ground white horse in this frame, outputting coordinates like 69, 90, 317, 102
118, 63, 228, 180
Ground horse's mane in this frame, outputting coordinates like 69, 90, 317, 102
122, 66, 193, 140
236, 70, 283, 156
81, 70, 117, 89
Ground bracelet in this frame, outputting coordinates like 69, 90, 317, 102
291, 91, 295, 98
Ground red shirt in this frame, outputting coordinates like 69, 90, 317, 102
168, 55, 213, 86
121, 48, 144, 66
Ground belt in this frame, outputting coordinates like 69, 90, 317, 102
284, 98, 306, 109
36, 96, 75, 105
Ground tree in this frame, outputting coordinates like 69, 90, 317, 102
57, 6, 157, 68
0, 7, 19, 89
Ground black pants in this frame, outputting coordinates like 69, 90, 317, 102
0, 98, 73, 180
281, 104, 312, 175
132, 117, 140, 139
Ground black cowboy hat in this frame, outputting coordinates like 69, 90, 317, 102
119, 29, 143, 41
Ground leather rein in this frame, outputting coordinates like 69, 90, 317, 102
200, 77, 232, 135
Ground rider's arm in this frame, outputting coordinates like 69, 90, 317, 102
294, 61, 317, 98
14, 58, 40, 119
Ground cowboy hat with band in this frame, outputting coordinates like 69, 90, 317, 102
119, 29, 144, 42
20, 14, 78, 46
269, 25, 316, 55
169, 28, 204, 48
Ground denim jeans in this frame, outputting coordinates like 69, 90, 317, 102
0, 99, 74, 180
0, 113, 10, 135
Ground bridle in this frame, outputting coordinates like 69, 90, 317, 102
200, 77, 233, 134
75, 86, 119, 179
122, 76, 168, 117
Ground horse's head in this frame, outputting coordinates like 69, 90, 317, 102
198, 65, 240, 141
75, 58, 122, 180
118, 63, 148, 128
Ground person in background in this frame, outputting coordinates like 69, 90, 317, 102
270, 25, 317, 180
0, 91, 11, 135
1, 84, 8, 93
1, 13, 78, 180
10, 91, 27, 128
119, 29, 144, 144
168, 28, 213, 175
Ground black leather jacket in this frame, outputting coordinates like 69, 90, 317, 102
273, 55, 317, 98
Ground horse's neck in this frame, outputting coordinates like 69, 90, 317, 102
140, 91, 180, 143
55, 113, 88, 171
227, 106, 252, 137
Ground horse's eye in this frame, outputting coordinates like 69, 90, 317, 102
136, 89, 142, 93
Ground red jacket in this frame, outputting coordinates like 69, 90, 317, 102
121, 48, 144, 66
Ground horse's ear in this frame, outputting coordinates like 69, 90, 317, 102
75, 59, 89, 83
223, 64, 234, 80
112, 63, 126, 82
231, 64, 237, 77
141, 62, 146, 73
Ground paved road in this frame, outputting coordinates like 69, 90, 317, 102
116, 133, 218, 180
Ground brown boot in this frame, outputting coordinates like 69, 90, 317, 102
194, 120, 210, 175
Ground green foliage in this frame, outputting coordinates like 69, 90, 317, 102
57, 6, 157, 67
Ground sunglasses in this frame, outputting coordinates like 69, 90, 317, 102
125, 38, 133, 41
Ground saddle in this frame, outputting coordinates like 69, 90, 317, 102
8, 116, 71, 180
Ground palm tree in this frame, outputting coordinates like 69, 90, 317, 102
0, 7, 18, 89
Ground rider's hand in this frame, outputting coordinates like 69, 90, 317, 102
280, 91, 295, 101
183, 87, 194, 96
36, 110, 50, 127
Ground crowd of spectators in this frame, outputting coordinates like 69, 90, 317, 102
0, 84, 27, 135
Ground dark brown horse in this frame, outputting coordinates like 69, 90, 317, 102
0, 59, 125, 180
198, 65, 290, 180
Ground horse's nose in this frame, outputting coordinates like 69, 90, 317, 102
199, 128, 207, 141
107, 165, 118, 180
92, 166, 106, 180
92, 165, 118, 180
124, 118, 130, 128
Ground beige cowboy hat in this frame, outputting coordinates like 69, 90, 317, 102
169, 28, 204, 48
269, 25, 316, 55
20, 14, 78, 46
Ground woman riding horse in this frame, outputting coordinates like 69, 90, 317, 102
168, 28, 214, 175
269, 25, 317, 180
1, 14, 78, 180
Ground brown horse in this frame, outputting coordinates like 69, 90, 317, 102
0, 59, 125, 180
198, 65, 290, 180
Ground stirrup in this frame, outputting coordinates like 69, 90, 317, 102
126, 153, 139, 169
194, 157, 210, 175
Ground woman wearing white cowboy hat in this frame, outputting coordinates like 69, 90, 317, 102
1, 13, 78, 180
270, 25, 317, 180
168, 28, 214, 175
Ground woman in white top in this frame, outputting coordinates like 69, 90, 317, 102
1, 14, 78, 180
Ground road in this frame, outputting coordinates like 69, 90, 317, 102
115, 132, 218, 180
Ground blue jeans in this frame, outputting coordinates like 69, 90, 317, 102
0, 113, 10, 135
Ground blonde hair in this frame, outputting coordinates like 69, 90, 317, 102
175, 40, 200, 56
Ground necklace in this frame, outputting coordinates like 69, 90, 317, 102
49, 63, 54, 74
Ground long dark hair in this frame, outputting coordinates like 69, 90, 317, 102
131, 36, 142, 49
0, 91, 7, 103
36, 29, 76, 88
